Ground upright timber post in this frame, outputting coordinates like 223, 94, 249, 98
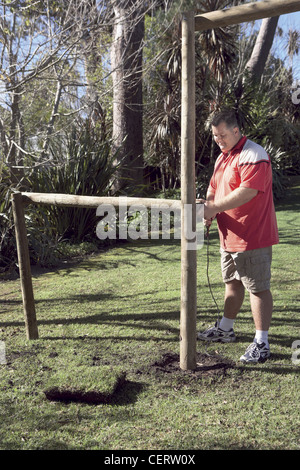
180, 11, 197, 371
12, 192, 38, 340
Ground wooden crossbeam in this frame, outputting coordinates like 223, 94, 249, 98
195, 0, 300, 31
21, 192, 181, 210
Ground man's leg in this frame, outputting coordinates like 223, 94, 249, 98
223, 279, 245, 320
197, 278, 244, 342
250, 289, 273, 332
215, 279, 245, 333
249, 289, 273, 348
240, 289, 273, 363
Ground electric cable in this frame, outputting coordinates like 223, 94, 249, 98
201, 224, 222, 357
196, 197, 222, 354
205, 225, 221, 326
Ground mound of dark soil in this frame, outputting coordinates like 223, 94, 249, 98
150, 352, 235, 378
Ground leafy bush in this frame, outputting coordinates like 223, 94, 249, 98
28, 125, 117, 243
0, 125, 118, 272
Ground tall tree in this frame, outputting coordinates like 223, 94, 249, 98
0, 1, 83, 183
0, 0, 111, 185
111, 0, 145, 194
245, 16, 279, 84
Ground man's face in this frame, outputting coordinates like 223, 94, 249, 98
212, 121, 241, 153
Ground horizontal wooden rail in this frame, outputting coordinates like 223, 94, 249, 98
12, 191, 184, 340
21, 192, 181, 210
195, 0, 300, 31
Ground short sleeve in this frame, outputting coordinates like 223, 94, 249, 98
239, 161, 270, 192
238, 140, 271, 193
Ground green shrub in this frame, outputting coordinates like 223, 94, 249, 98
0, 125, 119, 271
28, 126, 117, 243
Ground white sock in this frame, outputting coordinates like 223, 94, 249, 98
254, 330, 269, 347
219, 316, 235, 331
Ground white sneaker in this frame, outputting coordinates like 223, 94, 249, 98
239, 342, 271, 364
197, 321, 236, 343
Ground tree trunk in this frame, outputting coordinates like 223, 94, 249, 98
40, 79, 63, 159
111, 0, 144, 194
246, 16, 279, 84
7, 85, 25, 186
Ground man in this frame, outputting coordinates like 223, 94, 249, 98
197, 110, 279, 363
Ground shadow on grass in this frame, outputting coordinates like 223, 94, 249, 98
0, 303, 222, 335
238, 361, 300, 376
28, 238, 183, 278
108, 380, 146, 406
275, 183, 300, 213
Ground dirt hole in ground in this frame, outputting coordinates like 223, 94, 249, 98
150, 352, 235, 378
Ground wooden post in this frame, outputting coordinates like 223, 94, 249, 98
12, 192, 38, 340
180, 11, 197, 371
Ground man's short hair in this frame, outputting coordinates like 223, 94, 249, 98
211, 110, 240, 129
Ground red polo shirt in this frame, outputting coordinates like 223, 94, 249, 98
208, 136, 279, 251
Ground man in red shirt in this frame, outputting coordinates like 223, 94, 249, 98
197, 110, 279, 363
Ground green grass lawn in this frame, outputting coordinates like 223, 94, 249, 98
0, 183, 299, 450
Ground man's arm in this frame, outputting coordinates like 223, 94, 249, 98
206, 190, 215, 202
203, 187, 258, 220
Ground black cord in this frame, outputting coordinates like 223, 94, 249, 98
196, 195, 221, 325
206, 226, 221, 324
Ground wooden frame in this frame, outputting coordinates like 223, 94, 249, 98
11, 191, 180, 340
180, 0, 300, 370
11, 0, 300, 369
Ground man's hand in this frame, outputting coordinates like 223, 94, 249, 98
203, 200, 218, 221
196, 198, 206, 205
196, 198, 216, 227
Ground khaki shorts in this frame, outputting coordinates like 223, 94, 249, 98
220, 246, 272, 293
